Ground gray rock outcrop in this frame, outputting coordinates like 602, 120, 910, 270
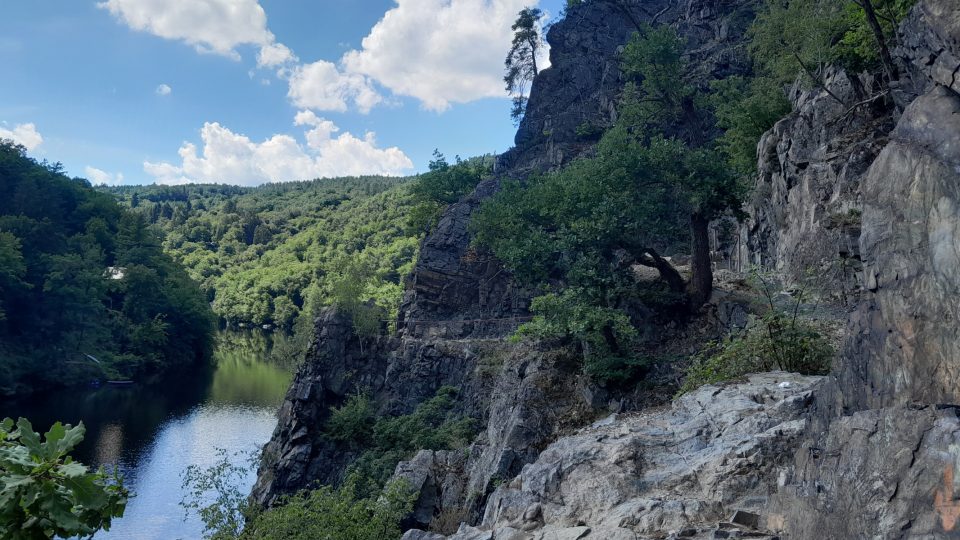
838, 84, 960, 411
404, 372, 820, 540
734, 68, 893, 304
773, 404, 960, 538
755, 1, 960, 537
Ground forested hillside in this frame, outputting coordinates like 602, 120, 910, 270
102, 175, 421, 358
0, 141, 214, 396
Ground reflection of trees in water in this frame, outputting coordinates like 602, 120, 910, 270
208, 331, 293, 408
2, 331, 291, 468
214, 329, 271, 357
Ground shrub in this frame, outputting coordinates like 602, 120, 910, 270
574, 121, 605, 141
680, 269, 836, 394
242, 475, 415, 540
406, 152, 487, 234
325, 393, 376, 447
514, 290, 646, 386
679, 312, 834, 394
324, 386, 477, 492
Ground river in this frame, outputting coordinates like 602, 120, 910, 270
1, 332, 294, 540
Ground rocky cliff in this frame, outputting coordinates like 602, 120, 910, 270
255, 0, 960, 538
253, 0, 759, 512
733, 68, 893, 305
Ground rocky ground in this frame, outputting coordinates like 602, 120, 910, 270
403, 372, 820, 540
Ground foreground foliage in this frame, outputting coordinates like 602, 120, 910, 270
0, 418, 127, 539
181, 450, 414, 540
181, 448, 256, 540
0, 141, 214, 394
244, 477, 415, 540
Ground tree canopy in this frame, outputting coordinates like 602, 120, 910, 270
0, 141, 214, 395
473, 25, 745, 384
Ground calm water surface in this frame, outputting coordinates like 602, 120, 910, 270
1, 332, 294, 540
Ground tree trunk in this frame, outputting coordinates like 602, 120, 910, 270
859, 0, 898, 84
687, 212, 712, 307
638, 248, 686, 294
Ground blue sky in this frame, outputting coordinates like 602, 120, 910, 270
0, 0, 562, 186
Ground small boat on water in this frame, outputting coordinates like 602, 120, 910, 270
106, 380, 134, 386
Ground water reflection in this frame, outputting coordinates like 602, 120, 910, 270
0, 331, 293, 540
94, 423, 124, 466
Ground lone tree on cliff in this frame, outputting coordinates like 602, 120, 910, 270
618, 25, 744, 306
504, 7, 545, 125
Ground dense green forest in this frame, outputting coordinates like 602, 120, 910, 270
0, 142, 214, 396
105, 178, 418, 327
99, 175, 422, 364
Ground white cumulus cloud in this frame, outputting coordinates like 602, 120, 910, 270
144, 115, 412, 186
341, 0, 550, 111
85, 166, 125, 186
0, 122, 43, 150
156, 83, 172, 96
287, 60, 382, 114
257, 42, 297, 67
98, 0, 291, 65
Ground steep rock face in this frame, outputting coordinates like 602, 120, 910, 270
252, 308, 598, 509
404, 372, 821, 540
756, 1, 960, 537
894, 0, 960, 103
398, 178, 532, 340
251, 309, 491, 505
734, 69, 894, 304
836, 84, 960, 410
817, 0, 960, 412
774, 405, 960, 538
500, 0, 756, 175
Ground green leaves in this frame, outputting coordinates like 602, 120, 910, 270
504, 8, 544, 124
245, 476, 416, 540
515, 290, 645, 386
406, 151, 487, 234
324, 386, 476, 493
749, 0, 916, 89
0, 417, 128, 540
180, 448, 255, 540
